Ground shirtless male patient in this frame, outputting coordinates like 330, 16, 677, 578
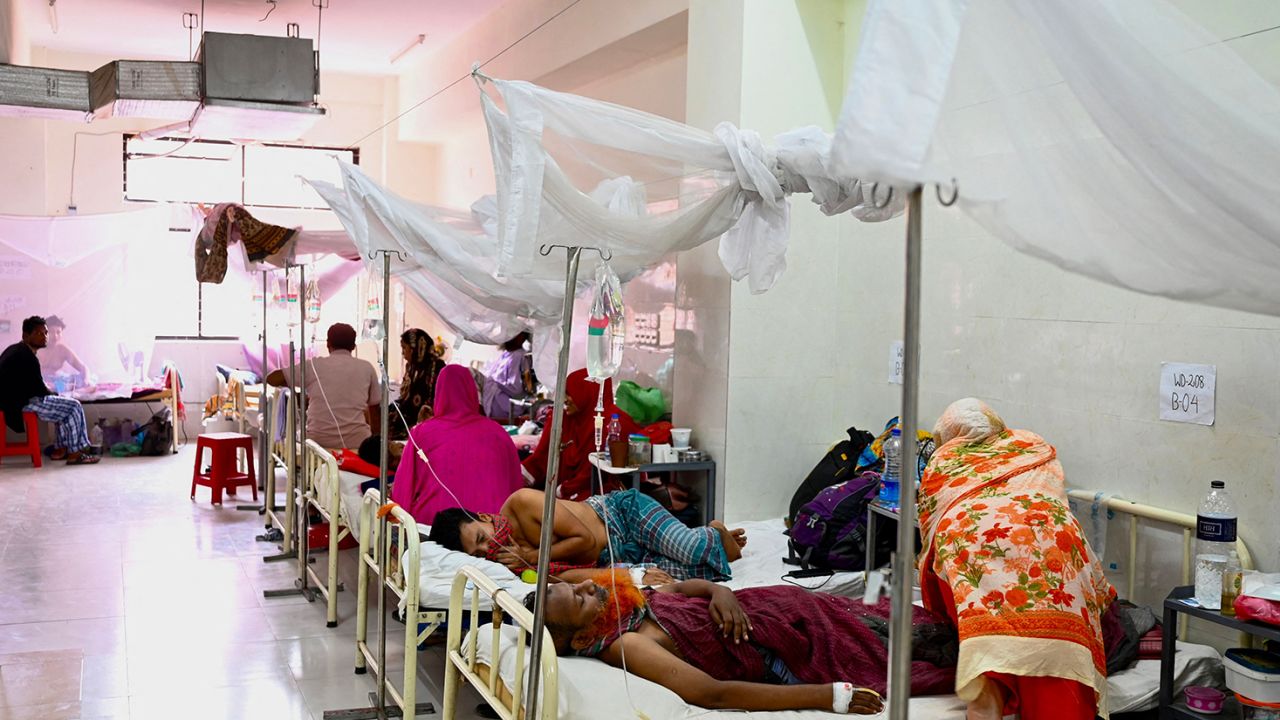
429, 488, 747, 581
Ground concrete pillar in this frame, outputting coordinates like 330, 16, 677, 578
679, 0, 863, 520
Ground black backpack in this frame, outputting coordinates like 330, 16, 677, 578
787, 427, 875, 525
139, 407, 174, 456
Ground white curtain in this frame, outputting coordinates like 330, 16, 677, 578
477, 74, 900, 294
834, 0, 1280, 316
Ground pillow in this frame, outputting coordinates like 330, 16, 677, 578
408, 532, 532, 610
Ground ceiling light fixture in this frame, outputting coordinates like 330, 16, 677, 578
48, 0, 59, 34
390, 33, 426, 65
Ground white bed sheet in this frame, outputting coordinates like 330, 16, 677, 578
473, 627, 1222, 719
312, 468, 368, 536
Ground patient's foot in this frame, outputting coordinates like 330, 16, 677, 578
709, 520, 744, 563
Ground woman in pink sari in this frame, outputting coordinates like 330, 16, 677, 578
392, 364, 524, 526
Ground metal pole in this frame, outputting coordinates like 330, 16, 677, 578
525, 246, 584, 719
260, 271, 270, 517
887, 185, 924, 720
376, 252, 392, 711
296, 263, 311, 593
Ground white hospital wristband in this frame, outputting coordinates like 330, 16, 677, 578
833, 682, 854, 714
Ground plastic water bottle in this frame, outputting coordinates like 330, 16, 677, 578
1194, 480, 1238, 609
879, 428, 902, 507
89, 421, 104, 450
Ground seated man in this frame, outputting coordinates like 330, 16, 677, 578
0, 316, 99, 465
429, 488, 747, 581
528, 573, 957, 714
267, 323, 380, 451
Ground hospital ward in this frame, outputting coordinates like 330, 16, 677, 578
2, 1, 1280, 719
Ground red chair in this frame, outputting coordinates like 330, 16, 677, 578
190, 432, 257, 505
0, 412, 42, 468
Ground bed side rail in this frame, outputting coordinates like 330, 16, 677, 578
1067, 488, 1254, 641
444, 566, 558, 720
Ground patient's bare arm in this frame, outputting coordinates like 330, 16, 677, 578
599, 632, 882, 714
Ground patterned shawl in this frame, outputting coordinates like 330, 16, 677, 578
918, 399, 1115, 714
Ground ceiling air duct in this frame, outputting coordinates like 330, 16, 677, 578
90, 60, 201, 120
0, 32, 325, 141
0, 63, 90, 121
190, 32, 325, 140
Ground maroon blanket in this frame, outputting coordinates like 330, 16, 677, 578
646, 587, 955, 695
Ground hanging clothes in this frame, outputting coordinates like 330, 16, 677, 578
194, 204, 298, 283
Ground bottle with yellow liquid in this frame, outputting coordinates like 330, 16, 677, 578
1221, 550, 1242, 616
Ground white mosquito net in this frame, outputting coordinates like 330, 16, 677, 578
476, 73, 901, 294
834, 0, 1280, 316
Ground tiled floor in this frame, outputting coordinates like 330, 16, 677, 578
0, 446, 488, 720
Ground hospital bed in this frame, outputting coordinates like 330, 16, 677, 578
440, 492, 1243, 720
352, 489, 870, 720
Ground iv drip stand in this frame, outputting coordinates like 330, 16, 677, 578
265, 263, 318, 599
523, 243, 610, 720
324, 250, 432, 720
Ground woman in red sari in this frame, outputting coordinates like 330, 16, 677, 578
522, 369, 639, 502
918, 398, 1116, 720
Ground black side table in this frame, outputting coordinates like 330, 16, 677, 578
1161, 585, 1280, 718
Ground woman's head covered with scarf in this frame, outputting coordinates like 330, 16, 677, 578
400, 328, 436, 369
932, 398, 1007, 448
521, 368, 639, 501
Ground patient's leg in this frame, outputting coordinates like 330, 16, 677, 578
600, 490, 735, 579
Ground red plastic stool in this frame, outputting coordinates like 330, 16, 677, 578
1, 411, 42, 468
190, 432, 257, 505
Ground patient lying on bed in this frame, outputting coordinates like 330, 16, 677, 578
430, 488, 747, 580
527, 571, 957, 714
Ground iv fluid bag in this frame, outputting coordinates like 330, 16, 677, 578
305, 277, 321, 324
286, 275, 301, 327
586, 261, 625, 381
363, 273, 385, 342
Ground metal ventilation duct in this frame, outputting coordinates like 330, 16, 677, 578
0, 63, 91, 121
191, 97, 325, 141
90, 60, 201, 120
198, 32, 317, 104
0, 32, 324, 141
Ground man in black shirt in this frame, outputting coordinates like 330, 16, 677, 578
1, 316, 98, 465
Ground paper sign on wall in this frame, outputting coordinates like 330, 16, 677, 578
1, 295, 25, 315
0, 256, 32, 280
889, 340, 904, 384
1159, 362, 1215, 426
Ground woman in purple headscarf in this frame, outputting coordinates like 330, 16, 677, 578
391, 364, 524, 525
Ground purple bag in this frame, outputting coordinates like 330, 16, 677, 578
787, 471, 884, 571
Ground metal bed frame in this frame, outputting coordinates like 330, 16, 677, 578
353, 488, 440, 718
298, 439, 352, 627
443, 565, 557, 720
435, 492, 1255, 720
1065, 488, 1254, 640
